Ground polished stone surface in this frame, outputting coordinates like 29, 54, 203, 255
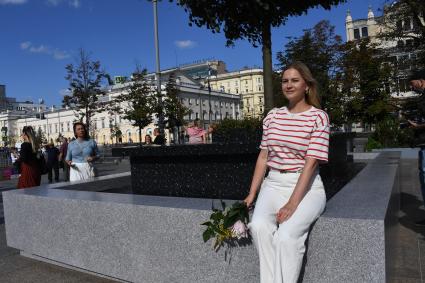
2, 152, 400, 283
3, 188, 259, 283
302, 151, 400, 282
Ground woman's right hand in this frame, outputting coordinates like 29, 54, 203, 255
66, 160, 72, 166
244, 193, 256, 208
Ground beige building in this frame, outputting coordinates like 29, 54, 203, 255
208, 68, 264, 118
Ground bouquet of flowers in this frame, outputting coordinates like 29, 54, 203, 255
201, 201, 251, 255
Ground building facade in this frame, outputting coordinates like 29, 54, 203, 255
345, 5, 422, 98
0, 70, 241, 146
208, 68, 264, 118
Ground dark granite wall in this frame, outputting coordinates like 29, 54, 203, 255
121, 133, 359, 200
130, 143, 259, 199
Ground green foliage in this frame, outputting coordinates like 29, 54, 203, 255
201, 201, 250, 252
365, 137, 383, 152
276, 20, 344, 125
35, 127, 46, 146
337, 39, 394, 125
110, 125, 123, 143
163, 73, 191, 129
110, 67, 154, 144
368, 116, 414, 150
170, 0, 347, 112
214, 117, 261, 135
378, 0, 425, 68
63, 49, 109, 129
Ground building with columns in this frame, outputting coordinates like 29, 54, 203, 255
0, 69, 241, 146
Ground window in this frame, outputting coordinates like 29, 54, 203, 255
55, 124, 58, 133
68, 122, 71, 132
60, 123, 64, 132
195, 112, 199, 119
258, 86, 262, 91
189, 113, 193, 120
353, 28, 360, 40
101, 118, 105, 128
220, 102, 224, 107
235, 88, 239, 94
48, 124, 52, 134
203, 99, 206, 106
189, 98, 193, 105
94, 120, 97, 130
245, 80, 248, 85
196, 99, 199, 105
245, 88, 249, 93
361, 27, 368, 37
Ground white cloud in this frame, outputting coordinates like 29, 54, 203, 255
0, 0, 27, 4
29, 45, 49, 53
59, 89, 71, 97
69, 0, 80, 8
46, 0, 61, 6
20, 41, 31, 50
46, 0, 80, 8
20, 41, 70, 60
174, 40, 197, 49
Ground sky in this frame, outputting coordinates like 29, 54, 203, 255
0, 0, 387, 106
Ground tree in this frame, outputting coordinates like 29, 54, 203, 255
111, 68, 155, 146
171, 0, 346, 112
63, 49, 109, 130
276, 20, 344, 125
337, 39, 394, 126
35, 127, 46, 146
110, 125, 123, 144
379, 0, 425, 67
163, 73, 191, 143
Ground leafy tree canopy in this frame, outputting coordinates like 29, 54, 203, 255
63, 49, 109, 129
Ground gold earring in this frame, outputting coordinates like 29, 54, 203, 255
305, 89, 310, 95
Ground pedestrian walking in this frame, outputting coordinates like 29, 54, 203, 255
65, 122, 99, 182
59, 137, 69, 181
46, 143, 60, 183
16, 126, 41, 188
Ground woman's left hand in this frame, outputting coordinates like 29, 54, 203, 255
86, 156, 94, 162
276, 202, 298, 224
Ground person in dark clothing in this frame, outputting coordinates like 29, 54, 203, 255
407, 69, 425, 226
17, 126, 41, 189
153, 128, 166, 145
59, 137, 69, 181
46, 143, 60, 183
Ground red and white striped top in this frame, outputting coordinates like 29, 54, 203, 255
260, 106, 330, 172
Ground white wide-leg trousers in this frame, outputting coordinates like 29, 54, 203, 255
248, 170, 326, 283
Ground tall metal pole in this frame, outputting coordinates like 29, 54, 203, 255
153, 0, 164, 136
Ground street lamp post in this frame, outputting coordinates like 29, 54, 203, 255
153, 0, 165, 136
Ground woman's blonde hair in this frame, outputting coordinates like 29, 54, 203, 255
284, 61, 321, 109
22, 126, 39, 153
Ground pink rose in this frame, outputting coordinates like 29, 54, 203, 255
231, 220, 248, 239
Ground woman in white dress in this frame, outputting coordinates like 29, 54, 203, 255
65, 122, 99, 182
